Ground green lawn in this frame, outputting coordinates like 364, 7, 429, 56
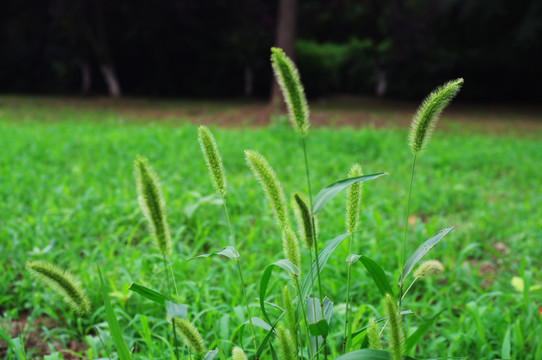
1, 97, 541, 359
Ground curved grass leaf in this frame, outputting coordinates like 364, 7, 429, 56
0, 327, 27, 360
193, 246, 240, 261
244, 317, 275, 333
346, 253, 361, 265
97, 266, 132, 360
404, 311, 443, 353
259, 260, 299, 324
400, 227, 454, 286
129, 283, 169, 305
203, 348, 219, 360
256, 313, 284, 359
313, 173, 387, 215
351, 310, 414, 341
360, 255, 394, 298
301, 232, 349, 298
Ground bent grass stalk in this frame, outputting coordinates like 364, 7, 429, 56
197, 127, 258, 356
342, 163, 363, 353
400, 79, 463, 308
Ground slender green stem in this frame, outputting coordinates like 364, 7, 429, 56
302, 136, 327, 360
167, 256, 179, 298
342, 233, 354, 354
295, 276, 313, 360
94, 325, 113, 360
308, 250, 318, 360
237, 260, 258, 357
401, 277, 419, 302
171, 317, 180, 360
399, 154, 417, 308
163, 254, 172, 295
223, 199, 235, 246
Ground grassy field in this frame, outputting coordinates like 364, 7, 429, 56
1, 96, 541, 359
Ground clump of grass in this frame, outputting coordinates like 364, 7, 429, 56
26, 261, 91, 316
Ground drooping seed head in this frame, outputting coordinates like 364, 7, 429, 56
26, 261, 91, 316
282, 227, 301, 270
282, 285, 297, 337
277, 325, 297, 360
367, 317, 382, 350
170, 317, 207, 356
384, 294, 404, 360
134, 156, 171, 257
271, 47, 310, 137
232, 346, 248, 360
245, 150, 289, 229
345, 164, 363, 235
291, 192, 314, 249
413, 260, 444, 279
409, 78, 464, 154
198, 126, 227, 198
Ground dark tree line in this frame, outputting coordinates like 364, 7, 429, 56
0, 0, 540, 101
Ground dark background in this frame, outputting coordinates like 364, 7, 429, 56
1, 0, 540, 102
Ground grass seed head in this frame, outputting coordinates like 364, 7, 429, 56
198, 126, 227, 198
345, 163, 363, 235
26, 261, 91, 316
291, 192, 314, 249
170, 317, 207, 356
282, 227, 301, 270
414, 260, 444, 279
367, 317, 382, 350
277, 325, 297, 360
282, 285, 297, 337
270, 47, 310, 137
384, 294, 405, 360
134, 156, 171, 257
245, 150, 289, 229
409, 78, 464, 154
232, 346, 248, 360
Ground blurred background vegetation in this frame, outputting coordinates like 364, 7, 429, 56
1, 0, 541, 102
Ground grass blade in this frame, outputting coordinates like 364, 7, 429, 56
400, 227, 454, 286
404, 311, 443, 353
312, 173, 387, 215
97, 266, 132, 360
360, 255, 394, 298
129, 283, 169, 305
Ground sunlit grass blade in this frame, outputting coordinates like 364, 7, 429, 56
97, 266, 132, 360
359, 256, 394, 298
128, 283, 169, 305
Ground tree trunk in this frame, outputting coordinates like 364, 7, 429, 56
100, 63, 121, 97
77, 59, 91, 94
270, 0, 297, 108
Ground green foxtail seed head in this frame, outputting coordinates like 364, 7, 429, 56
345, 163, 363, 235
367, 317, 382, 350
282, 227, 301, 270
413, 260, 444, 279
282, 285, 297, 337
245, 150, 290, 229
409, 78, 464, 154
384, 294, 405, 360
232, 346, 248, 360
277, 325, 297, 360
134, 156, 171, 257
26, 261, 91, 316
271, 47, 310, 136
170, 317, 206, 356
198, 126, 227, 198
291, 192, 314, 249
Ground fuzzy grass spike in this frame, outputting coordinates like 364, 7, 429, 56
292, 192, 314, 249
245, 150, 289, 229
170, 317, 206, 356
198, 126, 227, 198
271, 47, 310, 136
414, 260, 444, 279
345, 164, 363, 235
134, 156, 171, 257
367, 317, 382, 350
384, 294, 405, 360
282, 227, 301, 269
232, 346, 248, 360
26, 261, 91, 316
282, 285, 297, 337
277, 325, 297, 360
409, 78, 463, 154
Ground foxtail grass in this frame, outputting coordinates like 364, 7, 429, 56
169, 317, 207, 356
343, 163, 363, 352
277, 325, 297, 360
384, 294, 404, 360
26, 261, 91, 316
367, 317, 382, 350
232, 346, 248, 360
402, 260, 444, 301
292, 192, 314, 250
198, 125, 227, 198
282, 227, 301, 269
400, 79, 463, 308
